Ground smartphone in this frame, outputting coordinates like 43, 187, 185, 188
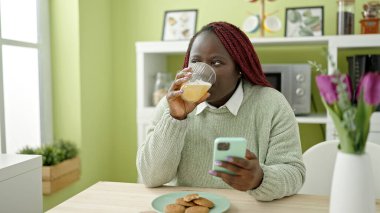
212, 137, 247, 175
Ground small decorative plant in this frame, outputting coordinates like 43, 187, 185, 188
18, 140, 78, 166
309, 55, 380, 154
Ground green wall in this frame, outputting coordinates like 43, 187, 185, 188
47, 0, 375, 211
47, 0, 82, 210
46, 0, 113, 210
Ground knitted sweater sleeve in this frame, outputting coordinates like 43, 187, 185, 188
136, 99, 188, 187
248, 92, 306, 201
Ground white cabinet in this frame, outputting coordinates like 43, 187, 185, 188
0, 154, 42, 213
135, 35, 380, 149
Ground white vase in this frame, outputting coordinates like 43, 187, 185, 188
330, 151, 376, 213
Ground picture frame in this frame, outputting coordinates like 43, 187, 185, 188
285, 6, 324, 37
162, 9, 198, 41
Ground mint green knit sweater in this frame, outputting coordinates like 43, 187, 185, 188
137, 80, 305, 201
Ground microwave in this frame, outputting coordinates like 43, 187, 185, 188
261, 64, 311, 115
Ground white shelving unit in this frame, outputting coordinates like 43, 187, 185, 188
136, 34, 380, 147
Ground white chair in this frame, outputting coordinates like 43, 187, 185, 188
299, 140, 380, 199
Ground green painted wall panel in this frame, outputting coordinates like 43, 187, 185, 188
50, 0, 81, 147
77, 0, 113, 183
46, 0, 82, 211
46, 0, 113, 210
109, 0, 138, 182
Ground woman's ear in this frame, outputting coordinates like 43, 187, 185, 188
236, 65, 243, 79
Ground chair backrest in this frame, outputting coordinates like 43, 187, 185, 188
299, 140, 380, 199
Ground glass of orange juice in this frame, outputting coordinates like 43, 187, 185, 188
181, 62, 216, 103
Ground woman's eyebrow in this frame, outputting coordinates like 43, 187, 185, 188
211, 55, 227, 60
189, 55, 226, 61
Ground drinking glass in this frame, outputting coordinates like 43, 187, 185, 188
180, 62, 216, 102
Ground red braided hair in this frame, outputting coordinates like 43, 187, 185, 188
183, 22, 271, 87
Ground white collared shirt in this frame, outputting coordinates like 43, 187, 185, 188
196, 80, 243, 116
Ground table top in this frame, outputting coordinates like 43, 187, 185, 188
47, 181, 380, 213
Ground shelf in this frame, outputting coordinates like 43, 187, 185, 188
136, 34, 380, 54
294, 112, 380, 125
296, 114, 327, 124
327, 34, 380, 49
250, 36, 328, 46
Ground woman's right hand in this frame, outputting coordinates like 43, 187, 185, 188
166, 67, 209, 120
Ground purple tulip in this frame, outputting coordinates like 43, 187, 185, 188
357, 72, 380, 106
316, 74, 352, 105
316, 75, 338, 104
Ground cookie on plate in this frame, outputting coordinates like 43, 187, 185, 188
164, 204, 186, 213
183, 193, 200, 202
193, 197, 214, 208
184, 206, 209, 213
175, 198, 196, 207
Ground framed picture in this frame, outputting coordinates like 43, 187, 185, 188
162, 9, 198, 41
285, 6, 324, 37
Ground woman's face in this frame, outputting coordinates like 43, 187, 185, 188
189, 31, 241, 106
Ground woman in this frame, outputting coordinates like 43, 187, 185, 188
136, 21, 305, 201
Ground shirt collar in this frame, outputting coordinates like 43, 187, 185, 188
196, 80, 243, 116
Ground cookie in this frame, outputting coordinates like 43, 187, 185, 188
193, 197, 214, 208
164, 204, 186, 213
175, 198, 196, 207
184, 206, 210, 213
183, 193, 200, 202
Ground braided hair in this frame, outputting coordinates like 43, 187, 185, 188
183, 22, 271, 87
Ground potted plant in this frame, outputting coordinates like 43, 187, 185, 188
18, 140, 80, 195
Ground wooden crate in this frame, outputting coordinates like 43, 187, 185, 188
42, 157, 80, 195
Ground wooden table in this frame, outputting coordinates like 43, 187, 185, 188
47, 181, 380, 213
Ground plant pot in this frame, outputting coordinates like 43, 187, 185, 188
42, 157, 80, 195
330, 151, 375, 213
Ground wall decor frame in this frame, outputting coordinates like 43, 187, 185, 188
285, 6, 324, 37
162, 9, 198, 41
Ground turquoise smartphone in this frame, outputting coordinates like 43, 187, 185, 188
212, 137, 247, 175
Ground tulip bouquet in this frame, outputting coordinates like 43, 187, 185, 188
309, 57, 380, 154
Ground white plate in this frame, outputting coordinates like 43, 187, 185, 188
151, 191, 230, 213
264, 15, 282, 32
242, 15, 260, 33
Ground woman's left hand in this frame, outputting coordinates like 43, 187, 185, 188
208, 149, 264, 191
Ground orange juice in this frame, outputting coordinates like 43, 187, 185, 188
180, 80, 212, 102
